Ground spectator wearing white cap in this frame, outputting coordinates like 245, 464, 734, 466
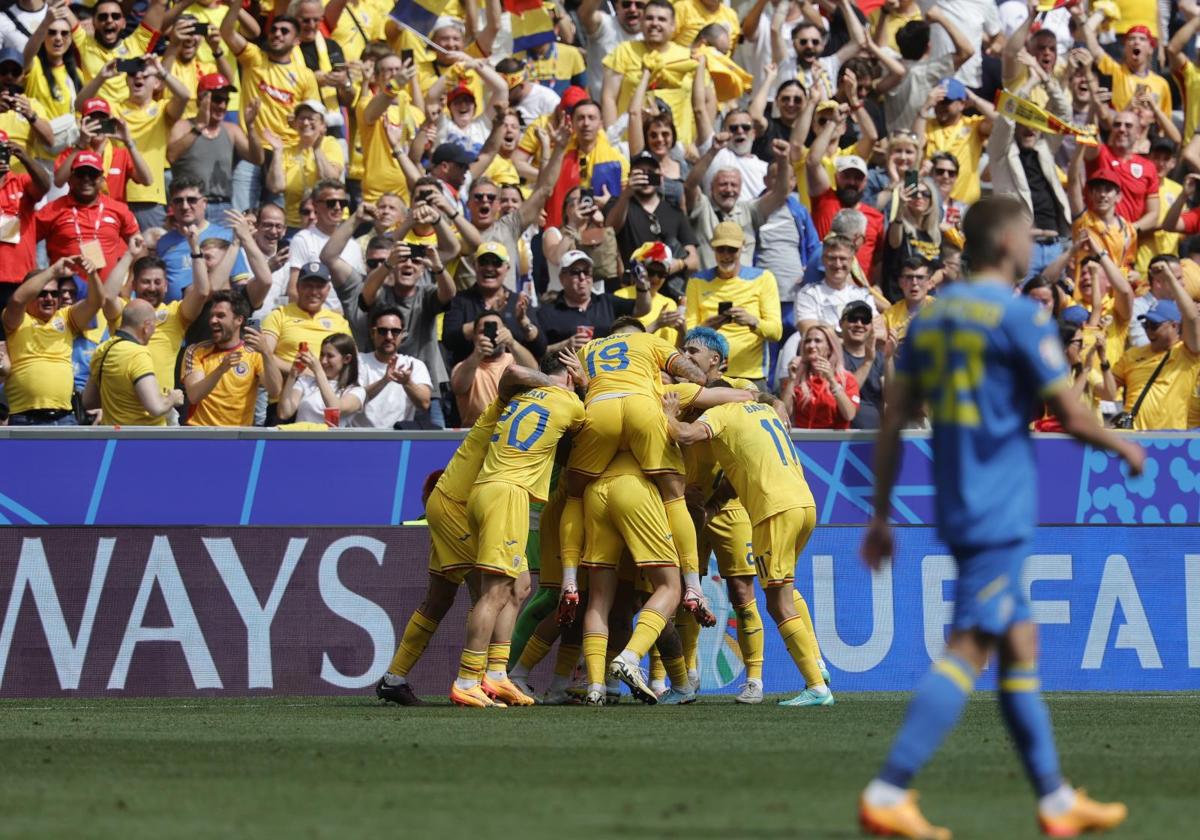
806, 144, 885, 277
684, 221, 781, 386
536, 249, 652, 355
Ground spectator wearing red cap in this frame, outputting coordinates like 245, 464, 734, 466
0, 131, 51, 317
35, 150, 138, 281
1080, 108, 1159, 231
168, 73, 264, 223
427, 57, 510, 157
1071, 169, 1137, 274
74, 54, 192, 231
1082, 14, 1170, 112
54, 97, 152, 203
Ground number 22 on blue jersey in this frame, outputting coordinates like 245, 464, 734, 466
914, 328, 985, 427
584, 341, 630, 377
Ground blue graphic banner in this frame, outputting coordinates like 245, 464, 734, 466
0, 433, 1197, 527
698, 525, 1200, 693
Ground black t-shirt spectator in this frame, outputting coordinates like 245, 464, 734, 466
752, 117, 793, 163
299, 40, 347, 137
844, 349, 885, 430
442, 285, 547, 366
616, 199, 697, 268
536, 293, 638, 347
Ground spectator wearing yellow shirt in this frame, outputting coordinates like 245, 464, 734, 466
163, 14, 241, 121
1072, 172, 1137, 274
522, 38, 586, 96
1106, 280, 1200, 431
18, 5, 78, 161
869, 0, 923, 54
168, 74, 265, 223
915, 79, 994, 206
413, 17, 483, 106
672, 0, 740, 49
0, 49, 54, 169
72, 55, 190, 232
69, 0, 165, 106
85, 298, 185, 426
1166, 7, 1200, 149
1083, 17, 1170, 113
1136, 137, 1183, 275
602, 0, 698, 146
358, 50, 421, 204
1, 256, 105, 425
263, 101, 346, 230
881, 256, 933, 342
182, 289, 282, 426
323, 0, 388, 64
475, 110, 525, 190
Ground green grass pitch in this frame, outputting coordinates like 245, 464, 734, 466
1, 693, 1196, 839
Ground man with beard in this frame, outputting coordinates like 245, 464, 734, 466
156, 177, 250, 302
181, 289, 281, 426
220, 10, 318, 151
805, 138, 883, 277
168, 74, 264, 224
685, 135, 792, 270
70, 0, 166, 104
292, 0, 354, 117
579, 0, 642, 100
602, 0, 698, 145
608, 151, 699, 275
778, 0, 867, 103
36, 151, 139, 282
707, 109, 767, 202
353, 305, 434, 429
1082, 109, 1160, 232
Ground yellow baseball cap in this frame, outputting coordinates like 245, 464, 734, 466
475, 241, 510, 262
711, 221, 745, 249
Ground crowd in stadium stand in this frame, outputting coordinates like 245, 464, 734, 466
1, 0, 1199, 432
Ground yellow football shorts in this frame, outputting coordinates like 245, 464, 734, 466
467, 481, 530, 579
751, 506, 817, 588
581, 472, 678, 570
701, 502, 756, 579
538, 488, 565, 588
425, 487, 474, 584
568, 393, 685, 476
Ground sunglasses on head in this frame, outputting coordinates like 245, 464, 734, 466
172, 195, 203, 205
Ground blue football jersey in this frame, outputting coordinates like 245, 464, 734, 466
895, 281, 1069, 546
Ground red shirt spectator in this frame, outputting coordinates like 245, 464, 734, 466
1083, 137, 1159, 225
813, 189, 884, 275
781, 323, 861, 429
36, 151, 138, 281
0, 135, 50, 289
790, 370, 860, 429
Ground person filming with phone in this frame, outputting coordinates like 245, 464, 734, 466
450, 311, 538, 426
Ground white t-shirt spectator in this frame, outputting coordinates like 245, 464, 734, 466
353, 352, 433, 428
921, 0, 1000, 89
513, 83, 560, 125
290, 375, 366, 426
0, 4, 47, 53
584, 13, 641, 100
250, 260, 292, 322
707, 147, 767, 203
288, 227, 364, 314
794, 281, 877, 331
998, 0, 1071, 57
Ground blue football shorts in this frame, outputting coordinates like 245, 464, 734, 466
950, 539, 1032, 635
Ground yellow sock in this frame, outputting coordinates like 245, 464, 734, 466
583, 633, 607, 686
734, 599, 764, 681
626, 609, 668, 659
554, 643, 581, 678
649, 648, 666, 683
778, 615, 823, 687
457, 648, 486, 683
561, 496, 584, 568
663, 497, 699, 575
486, 643, 510, 676
791, 589, 823, 660
663, 654, 689, 688
516, 635, 552, 672
676, 610, 700, 673
387, 610, 439, 677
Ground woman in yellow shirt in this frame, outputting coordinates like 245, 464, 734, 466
20, 7, 80, 162
263, 101, 346, 230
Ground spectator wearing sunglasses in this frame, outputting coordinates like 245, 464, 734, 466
263, 100, 345, 231
288, 179, 361, 311
354, 305, 435, 429
578, 0, 644, 100
445, 241, 546, 367
915, 79, 994, 207
168, 74, 265, 225
73, 0, 166, 106
155, 176, 251, 302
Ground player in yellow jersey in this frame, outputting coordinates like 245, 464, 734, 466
375, 364, 552, 706
578, 451, 696, 706
559, 317, 710, 630
663, 392, 834, 708
451, 355, 587, 708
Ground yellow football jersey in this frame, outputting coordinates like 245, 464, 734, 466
681, 377, 755, 507
477, 386, 586, 501
696, 401, 815, 524
437, 399, 503, 504
577, 331, 680, 402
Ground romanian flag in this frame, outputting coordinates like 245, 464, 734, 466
504, 0, 556, 53
389, 0, 445, 36
996, 90, 1099, 146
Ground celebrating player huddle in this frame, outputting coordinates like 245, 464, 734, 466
376, 313, 833, 709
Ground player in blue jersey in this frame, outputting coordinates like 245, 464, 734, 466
858, 197, 1145, 839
